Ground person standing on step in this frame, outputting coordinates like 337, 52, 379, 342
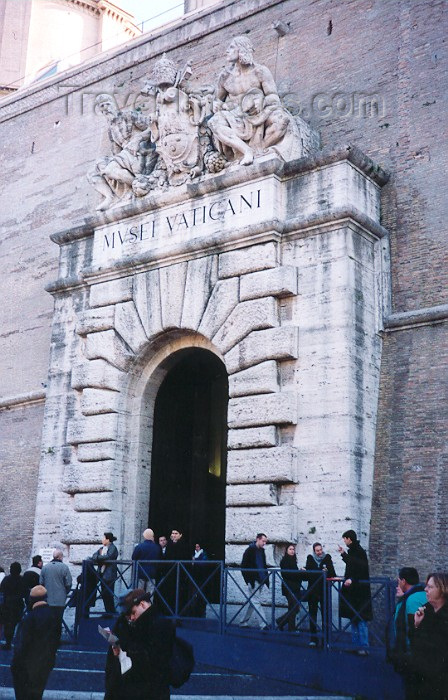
11, 584, 60, 700
305, 542, 336, 647
240, 533, 270, 630
338, 529, 372, 655
0, 562, 26, 650
40, 548, 72, 633
91, 533, 119, 615
277, 543, 303, 632
132, 528, 161, 595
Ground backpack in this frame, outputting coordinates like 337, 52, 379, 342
169, 636, 195, 688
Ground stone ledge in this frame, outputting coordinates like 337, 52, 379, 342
62, 460, 115, 493
384, 303, 448, 331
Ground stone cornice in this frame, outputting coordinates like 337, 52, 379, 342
0, 0, 284, 123
0, 390, 46, 412
49, 147, 390, 248
384, 304, 448, 332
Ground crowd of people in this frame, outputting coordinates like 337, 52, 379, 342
0, 527, 447, 699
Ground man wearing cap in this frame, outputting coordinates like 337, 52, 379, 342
131, 528, 161, 594
105, 588, 175, 700
11, 585, 61, 699
92, 532, 119, 615
39, 548, 72, 629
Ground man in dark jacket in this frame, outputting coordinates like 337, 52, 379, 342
11, 585, 60, 700
0, 562, 27, 650
132, 528, 161, 594
305, 542, 337, 646
91, 532, 119, 614
23, 556, 43, 602
338, 529, 372, 654
164, 529, 190, 615
240, 533, 269, 630
105, 588, 175, 700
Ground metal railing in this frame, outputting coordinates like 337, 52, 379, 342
67, 560, 396, 652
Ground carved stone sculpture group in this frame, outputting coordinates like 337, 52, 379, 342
88, 36, 308, 211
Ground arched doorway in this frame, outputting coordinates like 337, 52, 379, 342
149, 348, 228, 560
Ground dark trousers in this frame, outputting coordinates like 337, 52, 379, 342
101, 580, 115, 613
308, 598, 322, 642
277, 591, 300, 631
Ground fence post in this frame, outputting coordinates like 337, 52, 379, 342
222, 566, 228, 634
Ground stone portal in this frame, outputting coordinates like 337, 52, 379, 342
32, 34, 391, 570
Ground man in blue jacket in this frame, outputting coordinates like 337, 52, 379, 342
132, 528, 161, 594
240, 533, 270, 630
390, 566, 427, 673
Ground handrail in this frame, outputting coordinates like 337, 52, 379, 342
67, 559, 396, 651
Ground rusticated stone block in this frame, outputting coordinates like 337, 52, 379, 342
228, 426, 277, 450
181, 255, 217, 330
227, 446, 298, 484
62, 460, 115, 493
133, 270, 163, 338
198, 277, 239, 340
71, 359, 125, 391
160, 262, 188, 329
229, 360, 278, 397
76, 306, 115, 336
69, 544, 101, 565
218, 242, 278, 279
228, 392, 297, 428
90, 278, 133, 308
226, 505, 296, 543
61, 512, 120, 544
77, 441, 116, 462
81, 388, 120, 416
74, 492, 114, 511
66, 413, 118, 445
213, 297, 278, 354
226, 483, 278, 506
85, 330, 133, 371
240, 266, 298, 301
225, 327, 299, 374
114, 301, 147, 354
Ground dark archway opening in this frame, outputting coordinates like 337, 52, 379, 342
149, 348, 228, 560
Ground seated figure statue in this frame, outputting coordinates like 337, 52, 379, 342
87, 94, 157, 210
209, 35, 302, 165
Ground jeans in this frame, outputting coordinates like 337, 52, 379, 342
351, 619, 369, 647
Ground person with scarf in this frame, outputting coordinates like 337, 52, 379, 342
305, 542, 337, 646
277, 544, 303, 632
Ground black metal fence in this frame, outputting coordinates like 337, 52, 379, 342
65, 560, 396, 652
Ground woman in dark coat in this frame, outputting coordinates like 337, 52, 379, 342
408, 572, 448, 700
91, 532, 119, 614
338, 530, 372, 652
11, 584, 61, 699
277, 544, 303, 632
0, 562, 26, 650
